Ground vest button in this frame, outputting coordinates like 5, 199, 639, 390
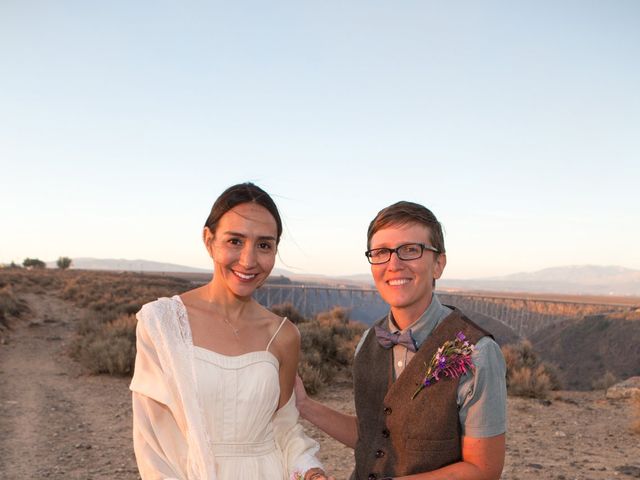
383, 407, 392, 415
368, 474, 377, 480
381, 429, 390, 438
375, 449, 385, 458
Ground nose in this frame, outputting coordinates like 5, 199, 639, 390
238, 244, 257, 268
386, 250, 405, 270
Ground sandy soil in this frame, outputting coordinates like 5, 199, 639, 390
1, 293, 638, 480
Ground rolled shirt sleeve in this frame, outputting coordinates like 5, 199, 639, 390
457, 337, 507, 438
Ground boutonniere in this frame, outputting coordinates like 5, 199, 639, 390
290, 471, 304, 480
412, 331, 475, 399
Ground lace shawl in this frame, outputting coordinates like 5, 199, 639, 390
131, 296, 216, 480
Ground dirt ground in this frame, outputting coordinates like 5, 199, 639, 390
1, 293, 638, 479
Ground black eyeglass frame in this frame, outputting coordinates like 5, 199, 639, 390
364, 243, 440, 265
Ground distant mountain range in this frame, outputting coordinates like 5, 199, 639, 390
439, 265, 640, 297
51, 258, 640, 297
47, 257, 210, 273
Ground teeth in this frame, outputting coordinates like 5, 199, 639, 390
234, 271, 256, 280
388, 279, 410, 286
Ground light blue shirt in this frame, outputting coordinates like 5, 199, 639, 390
355, 294, 507, 438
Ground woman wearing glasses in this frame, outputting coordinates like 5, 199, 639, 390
295, 201, 506, 480
130, 183, 332, 480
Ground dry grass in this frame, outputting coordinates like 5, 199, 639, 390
0, 268, 64, 294
502, 340, 562, 399
59, 270, 191, 314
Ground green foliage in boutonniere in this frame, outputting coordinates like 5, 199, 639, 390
412, 331, 475, 399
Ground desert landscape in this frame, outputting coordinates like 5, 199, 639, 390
1, 270, 639, 479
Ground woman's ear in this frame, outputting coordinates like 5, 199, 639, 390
434, 252, 446, 279
203, 227, 215, 258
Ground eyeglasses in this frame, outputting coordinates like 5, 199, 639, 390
364, 243, 439, 265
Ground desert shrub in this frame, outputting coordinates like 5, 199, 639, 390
298, 360, 326, 395
0, 285, 30, 328
502, 340, 562, 399
71, 313, 137, 375
298, 306, 366, 393
61, 271, 191, 375
591, 371, 618, 391
508, 365, 552, 398
118, 302, 144, 315
270, 302, 307, 324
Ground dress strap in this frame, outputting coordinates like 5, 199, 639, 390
266, 317, 288, 352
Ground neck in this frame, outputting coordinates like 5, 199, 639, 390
205, 280, 253, 322
390, 295, 433, 330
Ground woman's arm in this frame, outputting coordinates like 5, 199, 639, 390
294, 375, 359, 449
387, 434, 505, 480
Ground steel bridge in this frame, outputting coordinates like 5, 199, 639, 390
255, 285, 638, 337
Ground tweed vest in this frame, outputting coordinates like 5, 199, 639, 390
350, 308, 490, 480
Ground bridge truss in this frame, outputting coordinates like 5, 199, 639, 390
255, 285, 638, 337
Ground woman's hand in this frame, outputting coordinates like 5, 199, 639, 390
304, 467, 335, 480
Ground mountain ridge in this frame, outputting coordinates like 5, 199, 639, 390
40, 258, 640, 297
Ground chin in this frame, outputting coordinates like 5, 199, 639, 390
226, 279, 260, 297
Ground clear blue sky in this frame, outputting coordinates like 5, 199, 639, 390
1, 1, 639, 279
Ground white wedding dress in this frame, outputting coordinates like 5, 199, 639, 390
193, 340, 288, 477
131, 296, 321, 480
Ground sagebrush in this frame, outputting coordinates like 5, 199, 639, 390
71, 313, 137, 375
0, 284, 30, 331
502, 340, 562, 399
297, 306, 365, 394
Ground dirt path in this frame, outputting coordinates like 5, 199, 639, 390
0, 293, 138, 480
1, 293, 639, 480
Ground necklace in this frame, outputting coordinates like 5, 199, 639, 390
205, 284, 242, 339
222, 316, 240, 339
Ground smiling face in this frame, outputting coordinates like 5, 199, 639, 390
205, 202, 278, 299
369, 222, 446, 324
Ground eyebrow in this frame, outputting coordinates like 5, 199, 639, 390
222, 231, 277, 241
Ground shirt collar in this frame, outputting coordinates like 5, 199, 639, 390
387, 294, 452, 348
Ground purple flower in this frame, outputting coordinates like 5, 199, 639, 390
412, 332, 476, 399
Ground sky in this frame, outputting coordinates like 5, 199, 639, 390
1, 1, 639, 279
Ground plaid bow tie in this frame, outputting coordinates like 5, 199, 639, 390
374, 326, 417, 352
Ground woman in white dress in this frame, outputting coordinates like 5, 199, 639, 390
130, 183, 332, 480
